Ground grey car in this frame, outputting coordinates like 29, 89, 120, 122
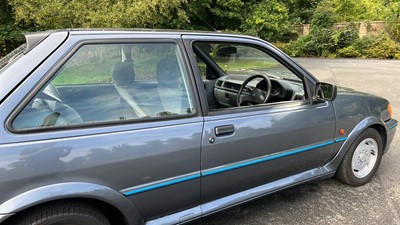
0, 30, 397, 225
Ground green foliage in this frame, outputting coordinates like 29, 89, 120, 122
1, 0, 400, 59
240, 0, 296, 42
314, 29, 337, 56
333, 28, 358, 48
385, 1, 400, 42
281, 0, 400, 59
0, 24, 24, 56
182, 0, 244, 31
7, 0, 298, 43
284, 3, 339, 58
285, 35, 314, 57
310, 1, 337, 30
320, 0, 386, 22
363, 33, 400, 59
273, 42, 290, 53
337, 46, 361, 58
9, 0, 188, 29
303, 28, 336, 56
285, 0, 321, 24
0, 0, 25, 57
182, 0, 298, 42
286, 31, 400, 59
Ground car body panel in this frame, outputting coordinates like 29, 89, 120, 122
0, 215, 12, 223
146, 166, 335, 225
199, 102, 337, 203
181, 34, 338, 203
0, 31, 203, 221
321, 87, 397, 172
0, 30, 397, 225
0, 118, 203, 220
0, 182, 143, 224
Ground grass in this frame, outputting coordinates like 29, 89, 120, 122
52, 62, 115, 85
52, 56, 161, 85
52, 54, 281, 86
214, 57, 280, 74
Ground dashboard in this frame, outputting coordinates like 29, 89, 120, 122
213, 75, 305, 107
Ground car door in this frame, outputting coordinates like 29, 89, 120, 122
182, 35, 337, 203
1, 36, 202, 221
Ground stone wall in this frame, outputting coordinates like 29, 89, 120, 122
299, 21, 385, 37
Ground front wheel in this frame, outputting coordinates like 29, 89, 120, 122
335, 128, 383, 186
8, 201, 110, 225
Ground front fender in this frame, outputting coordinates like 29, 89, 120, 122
0, 182, 143, 225
322, 116, 385, 173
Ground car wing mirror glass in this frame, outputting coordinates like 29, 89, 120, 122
313, 82, 337, 102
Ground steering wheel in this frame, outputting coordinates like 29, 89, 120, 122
236, 74, 271, 106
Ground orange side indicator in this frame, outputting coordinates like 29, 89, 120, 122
339, 129, 346, 135
388, 103, 393, 118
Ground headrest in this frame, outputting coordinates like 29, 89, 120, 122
156, 57, 181, 89
41, 83, 62, 102
112, 60, 135, 87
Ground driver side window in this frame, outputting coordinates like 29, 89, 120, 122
192, 42, 306, 111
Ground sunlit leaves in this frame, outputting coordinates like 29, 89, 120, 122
241, 0, 294, 42
9, 0, 188, 29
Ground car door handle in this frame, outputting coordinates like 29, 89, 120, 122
215, 125, 235, 136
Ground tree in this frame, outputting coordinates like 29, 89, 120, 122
241, 0, 295, 42
180, 0, 245, 31
9, 0, 189, 30
0, 0, 25, 57
315, 0, 386, 22
285, 0, 321, 24
385, 1, 400, 42
311, 0, 337, 29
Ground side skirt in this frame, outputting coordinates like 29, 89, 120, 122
145, 167, 335, 225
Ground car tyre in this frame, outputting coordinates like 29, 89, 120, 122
336, 128, 383, 186
8, 201, 110, 225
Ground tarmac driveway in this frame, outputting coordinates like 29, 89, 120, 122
189, 58, 400, 225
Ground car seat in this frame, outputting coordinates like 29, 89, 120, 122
156, 56, 191, 115
112, 60, 149, 118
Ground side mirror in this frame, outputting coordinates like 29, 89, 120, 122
313, 82, 337, 103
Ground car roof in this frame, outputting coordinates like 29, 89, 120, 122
25, 29, 261, 47
67, 28, 248, 37
23, 29, 265, 54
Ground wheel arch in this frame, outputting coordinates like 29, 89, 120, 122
369, 123, 387, 151
323, 116, 387, 172
0, 182, 144, 225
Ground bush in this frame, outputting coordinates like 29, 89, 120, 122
284, 30, 400, 59
341, 33, 400, 59
364, 34, 400, 59
351, 35, 377, 55
310, 2, 337, 30
310, 28, 336, 56
273, 42, 289, 53
240, 0, 297, 42
0, 24, 24, 57
283, 2, 339, 58
334, 29, 359, 49
385, 2, 400, 42
284, 35, 312, 57
282, 0, 400, 59
284, 28, 336, 57
338, 46, 361, 58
